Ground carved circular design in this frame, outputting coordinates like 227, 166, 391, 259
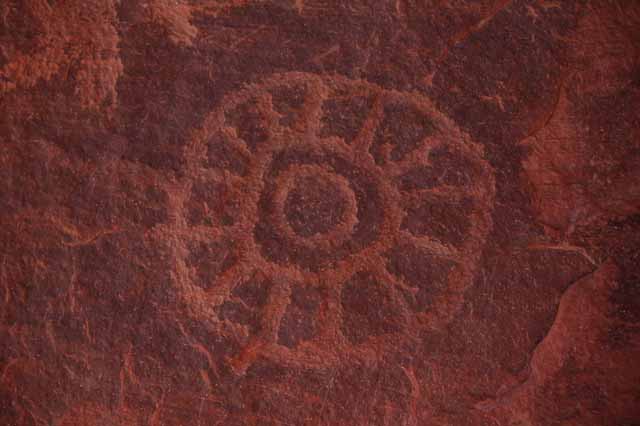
253, 139, 391, 271
176, 72, 495, 373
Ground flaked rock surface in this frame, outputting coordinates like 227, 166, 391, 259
1, 1, 639, 425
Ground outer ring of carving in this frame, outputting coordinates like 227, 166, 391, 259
172, 71, 496, 373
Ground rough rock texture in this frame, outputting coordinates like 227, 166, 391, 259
1, 1, 639, 425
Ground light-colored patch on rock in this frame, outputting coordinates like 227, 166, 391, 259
522, 3, 640, 236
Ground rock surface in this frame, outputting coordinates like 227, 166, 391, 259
1, 1, 639, 425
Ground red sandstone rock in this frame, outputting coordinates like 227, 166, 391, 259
1, 1, 639, 425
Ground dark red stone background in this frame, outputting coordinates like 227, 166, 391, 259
1, 1, 639, 425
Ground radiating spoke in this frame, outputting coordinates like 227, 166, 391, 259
301, 76, 329, 137
202, 253, 252, 303
368, 253, 416, 295
395, 230, 462, 262
353, 94, 385, 159
384, 141, 434, 177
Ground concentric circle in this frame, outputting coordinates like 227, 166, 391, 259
253, 139, 391, 272
175, 72, 496, 373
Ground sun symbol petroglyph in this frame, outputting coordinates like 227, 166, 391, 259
167, 72, 495, 373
